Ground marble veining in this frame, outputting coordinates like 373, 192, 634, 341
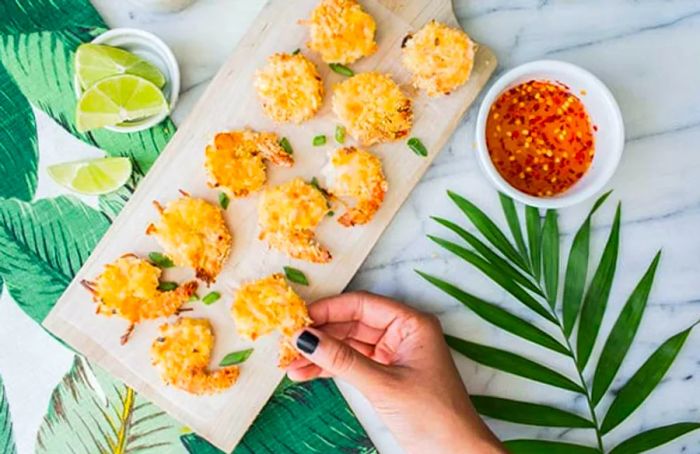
18, 0, 699, 452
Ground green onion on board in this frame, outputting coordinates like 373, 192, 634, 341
219, 192, 230, 209
202, 291, 221, 305
284, 266, 309, 286
279, 137, 293, 154
335, 125, 346, 144
407, 137, 428, 157
219, 348, 254, 367
157, 281, 178, 291
148, 252, 174, 268
313, 135, 327, 146
329, 63, 354, 77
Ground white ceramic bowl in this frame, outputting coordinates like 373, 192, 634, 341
475, 60, 624, 209
74, 28, 180, 133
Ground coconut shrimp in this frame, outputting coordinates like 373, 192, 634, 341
254, 52, 324, 123
82, 254, 197, 344
332, 72, 413, 146
302, 0, 377, 65
205, 129, 293, 198
151, 318, 240, 394
401, 20, 475, 97
146, 193, 232, 284
231, 273, 312, 367
323, 146, 387, 226
258, 178, 331, 263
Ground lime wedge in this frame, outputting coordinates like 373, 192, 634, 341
76, 74, 168, 132
75, 43, 166, 89
47, 157, 133, 195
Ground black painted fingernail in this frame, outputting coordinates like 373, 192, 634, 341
296, 330, 319, 354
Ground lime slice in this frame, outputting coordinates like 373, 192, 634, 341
75, 43, 166, 89
76, 74, 168, 132
47, 157, 132, 195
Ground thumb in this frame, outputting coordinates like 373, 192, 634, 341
293, 327, 386, 391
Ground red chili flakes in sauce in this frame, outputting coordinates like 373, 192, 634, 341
486, 80, 595, 197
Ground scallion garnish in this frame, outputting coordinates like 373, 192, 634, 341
312, 135, 327, 146
407, 137, 428, 157
202, 291, 221, 305
219, 192, 230, 209
279, 137, 293, 154
219, 348, 254, 366
292, 48, 301, 55
283, 266, 309, 286
329, 63, 354, 77
157, 281, 178, 291
149, 252, 174, 268
335, 125, 346, 144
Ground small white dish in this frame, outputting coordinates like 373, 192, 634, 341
475, 60, 624, 209
74, 28, 180, 133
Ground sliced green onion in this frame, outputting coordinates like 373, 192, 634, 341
219, 192, 230, 209
219, 348, 254, 367
187, 294, 199, 302
279, 137, 293, 154
329, 63, 354, 77
149, 252, 174, 268
157, 281, 178, 291
283, 266, 309, 286
407, 137, 428, 157
202, 291, 221, 305
312, 135, 327, 146
327, 210, 335, 217
335, 125, 346, 144
292, 48, 301, 55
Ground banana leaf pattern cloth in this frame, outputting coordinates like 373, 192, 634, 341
0, 0, 376, 452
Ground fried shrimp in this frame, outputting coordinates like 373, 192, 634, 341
231, 273, 312, 366
323, 147, 387, 226
146, 194, 232, 284
332, 72, 413, 146
302, 0, 377, 64
254, 52, 324, 123
401, 20, 475, 96
151, 318, 240, 394
258, 178, 331, 263
205, 129, 293, 197
81, 254, 197, 344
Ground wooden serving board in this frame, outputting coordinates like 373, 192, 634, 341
43, 0, 497, 451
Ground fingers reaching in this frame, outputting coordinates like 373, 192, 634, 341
308, 291, 419, 329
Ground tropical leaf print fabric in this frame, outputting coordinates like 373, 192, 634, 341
0, 0, 375, 452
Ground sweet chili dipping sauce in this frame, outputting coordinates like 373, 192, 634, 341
486, 80, 595, 197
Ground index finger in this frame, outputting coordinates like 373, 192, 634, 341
308, 291, 419, 329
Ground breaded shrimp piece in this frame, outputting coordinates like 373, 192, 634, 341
205, 129, 293, 197
231, 273, 312, 366
401, 20, 475, 96
332, 72, 413, 146
323, 147, 387, 226
302, 0, 377, 64
254, 52, 324, 123
146, 194, 232, 284
151, 318, 240, 394
258, 178, 331, 263
81, 254, 197, 344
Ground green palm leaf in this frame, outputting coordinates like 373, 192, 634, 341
427, 236, 554, 322
431, 217, 543, 297
504, 439, 599, 454
576, 203, 622, 369
448, 191, 529, 271
180, 379, 377, 454
417, 271, 567, 354
471, 395, 593, 428
0, 30, 173, 179
445, 335, 583, 393
499, 193, 528, 262
0, 375, 17, 454
541, 209, 559, 308
0, 0, 105, 34
0, 196, 109, 323
562, 191, 611, 337
0, 62, 38, 201
37, 356, 185, 453
591, 252, 661, 405
600, 324, 696, 435
609, 422, 700, 454
525, 206, 542, 282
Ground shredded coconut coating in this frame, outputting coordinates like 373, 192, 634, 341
401, 20, 475, 96
332, 72, 413, 146
258, 178, 331, 263
146, 195, 232, 284
303, 0, 377, 64
151, 318, 240, 394
254, 52, 324, 123
205, 129, 293, 197
324, 146, 387, 226
231, 274, 312, 366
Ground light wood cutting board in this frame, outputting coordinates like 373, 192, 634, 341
43, 0, 497, 450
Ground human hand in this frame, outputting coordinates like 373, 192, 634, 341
286, 292, 505, 454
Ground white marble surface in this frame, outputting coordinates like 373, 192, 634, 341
86, 0, 700, 452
